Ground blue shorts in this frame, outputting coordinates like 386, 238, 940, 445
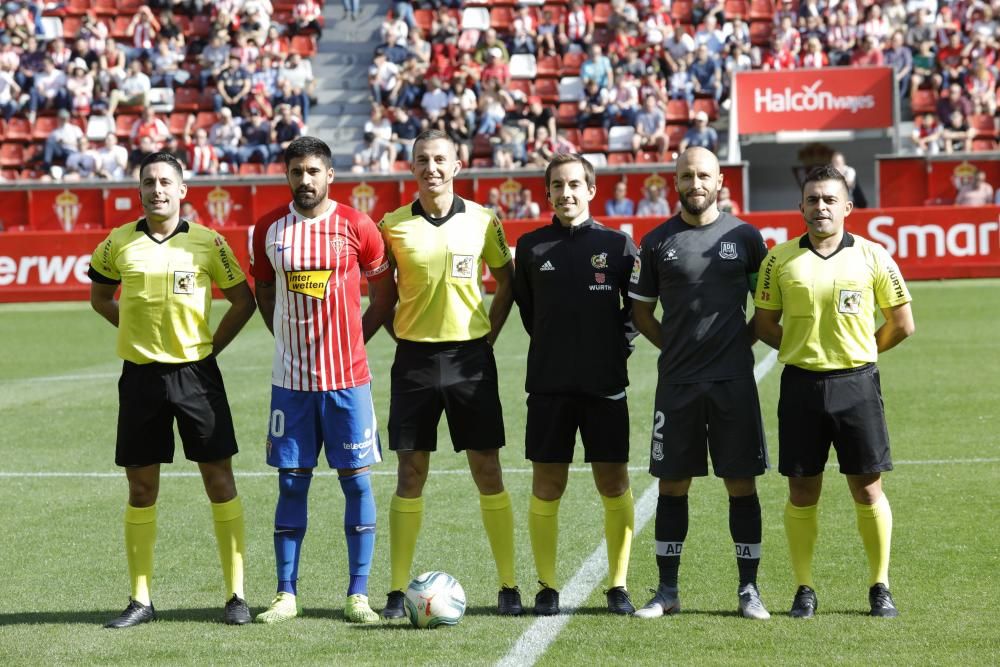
266, 384, 383, 470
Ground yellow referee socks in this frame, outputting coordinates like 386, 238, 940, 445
855, 494, 893, 587
602, 489, 635, 590
784, 501, 818, 589
124, 503, 156, 605
211, 496, 246, 600
389, 494, 424, 592
480, 490, 517, 589
529, 495, 561, 589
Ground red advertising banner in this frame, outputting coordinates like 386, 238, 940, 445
30, 188, 106, 231
2, 206, 995, 302
735, 67, 894, 134
878, 156, 1000, 207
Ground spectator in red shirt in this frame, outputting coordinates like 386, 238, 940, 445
850, 35, 885, 67
761, 36, 797, 71
291, 0, 323, 39
480, 48, 511, 88
130, 107, 170, 150
800, 37, 829, 68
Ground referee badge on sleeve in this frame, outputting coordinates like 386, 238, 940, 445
173, 271, 195, 294
838, 289, 862, 314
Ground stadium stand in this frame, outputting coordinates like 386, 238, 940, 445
0, 0, 997, 182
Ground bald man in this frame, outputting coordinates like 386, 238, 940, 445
628, 148, 771, 620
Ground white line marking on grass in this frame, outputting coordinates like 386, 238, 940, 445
496, 349, 779, 667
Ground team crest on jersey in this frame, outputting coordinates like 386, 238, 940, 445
651, 440, 664, 461
330, 234, 347, 256
452, 254, 475, 279
719, 241, 738, 260
287, 270, 332, 299
591, 252, 608, 269
173, 271, 195, 295
595, 272, 605, 283
838, 289, 862, 314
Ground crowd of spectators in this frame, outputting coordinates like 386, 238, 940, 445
0, 0, 323, 181
363, 0, 1000, 171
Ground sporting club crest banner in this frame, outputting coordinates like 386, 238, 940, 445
734, 67, 894, 134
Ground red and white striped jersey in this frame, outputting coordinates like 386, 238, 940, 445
251, 201, 390, 391
188, 144, 217, 175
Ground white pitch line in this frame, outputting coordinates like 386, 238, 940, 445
0, 457, 996, 479
497, 350, 779, 667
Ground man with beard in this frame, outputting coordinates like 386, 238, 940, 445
377, 129, 522, 619
628, 147, 771, 620
754, 165, 914, 618
250, 136, 397, 624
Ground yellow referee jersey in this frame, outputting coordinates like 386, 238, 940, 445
379, 197, 511, 342
753, 233, 911, 371
89, 219, 246, 364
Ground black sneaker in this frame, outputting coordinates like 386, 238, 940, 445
224, 594, 251, 625
104, 599, 156, 629
869, 583, 899, 618
789, 585, 817, 619
533, 586, 560, 616
382, 590, 406, 619
605, 586, 635, 615
498, 586, 524, 616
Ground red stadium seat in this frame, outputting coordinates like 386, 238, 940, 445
266, 162, 286, 175
62, 17, 82, 38
289, 36, 317, 57
593, 2, 612, 25
414, 8, 433, 32
666, 124, 687, 151
749, 0, 775, 21
542, 4, 566, 24
472, 135, 494, 158
471, 157, 493, 168
561, 51, 584, 76
239, 163, 265, 175
636, 150, 664, 164
119, 0, 143, 12
537, 55, 561, 78
32, 116, 59, 142
724, 0, 750, 19
115, 114, 139, 139
64, 0, 89, 15
110, 16, 131, 40
666, 99, 690, 122
968, 114, 996, 138
910, 89, 937, 115
556, 102, 577, 127
562, 128, 581, 148
23, 143, 43, 165
168, 112, 191, 137
581, 127, 608, 152
174, 88, 201, 112
191, 16, 214, 39
508, 80, 535, 98
692, 98, 720, 121
0, 143, 23, 167
193, 111, 218, 132
607, 151, 633, 165
92, 0, 116, 16
490, 7, 513, 31
671, 1, 694, 24
1, 167, 18, 180
972, 138, 998, 152
749, 20, 774, 46
536, 78, 559, 103
6, 117, 32, 142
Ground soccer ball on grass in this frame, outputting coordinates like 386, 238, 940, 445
404, 571, 466, 629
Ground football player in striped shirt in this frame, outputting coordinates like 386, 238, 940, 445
251, 136, 396, 624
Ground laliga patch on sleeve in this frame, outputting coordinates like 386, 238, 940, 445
629, 255, 642, 284
838, 289, 862, 314
451, 254, 475, 279
173, 271, 196, 294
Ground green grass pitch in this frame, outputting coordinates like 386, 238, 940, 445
0, 280, 997, 665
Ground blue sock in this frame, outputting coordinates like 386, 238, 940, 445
340, 471, 376, 597
274, 470, 312, 596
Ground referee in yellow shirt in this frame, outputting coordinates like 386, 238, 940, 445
89, 152, 256, 628
377, 129, 522, 618
754, 164, 915, 619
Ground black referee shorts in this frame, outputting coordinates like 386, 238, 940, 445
648, 376, 768, 480
115, 356, 239, 467
778, 363, 892, 477
525, 393, 629, 464
388, 337, 505, 453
